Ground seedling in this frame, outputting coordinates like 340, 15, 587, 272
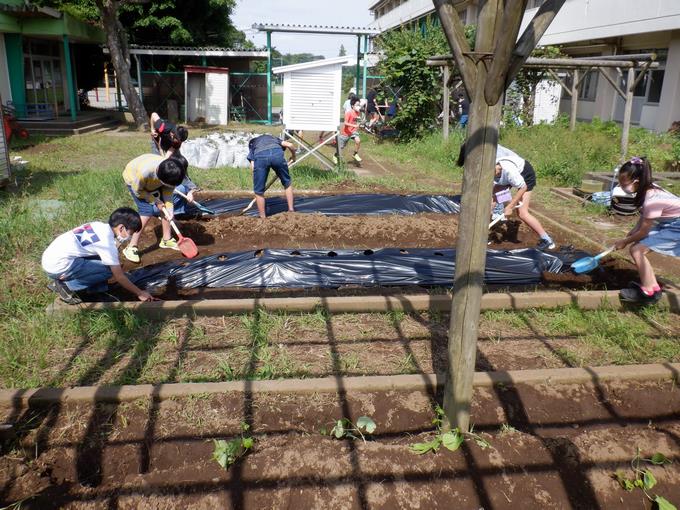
614, 448, 675, 509
321, 416, 376, 442
212, 422, 254, 469
410, 405, 491, 455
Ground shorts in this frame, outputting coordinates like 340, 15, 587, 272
253, 148, 291, 195
640, 217, 680, 257
127, 185, 162, 217
520, 161, 537, 191
339, 133, 360, 149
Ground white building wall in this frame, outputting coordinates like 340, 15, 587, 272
654, 31, 680, 132
522, 0, 680, 45
0, 35, 12, 103
369, 0, 435, 32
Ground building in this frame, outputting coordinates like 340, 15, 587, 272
369, 0, 680, 132
1, 0, 104, 123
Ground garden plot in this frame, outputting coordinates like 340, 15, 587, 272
96, 195, 645, 303
1, 379, 679, 508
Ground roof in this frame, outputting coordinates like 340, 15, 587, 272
252, 23, 379, 36
184, 65, 230, 74
105, 45, 268, 58
272, 56, 351, 74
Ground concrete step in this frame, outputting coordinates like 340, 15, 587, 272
28, 119, 121, 136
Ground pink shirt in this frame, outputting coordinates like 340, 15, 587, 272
642, 187, 680, 220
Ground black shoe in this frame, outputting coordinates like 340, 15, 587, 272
619, 283, 662, 304
536, 238, 556, 251
48, 279, 82, 305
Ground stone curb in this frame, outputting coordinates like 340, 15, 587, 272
46, 289, 680, 317
2, 363, 678, 407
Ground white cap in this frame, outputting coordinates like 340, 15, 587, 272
349, 87, 356, 94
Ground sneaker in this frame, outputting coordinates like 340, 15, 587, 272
159, 238, 180, 251
353, 153, 362, 163
123, 245, 140, 263
48, 279, 82, 305
536, 238, 556, 251
332, 155, 339, 165
619, 283, 662, 304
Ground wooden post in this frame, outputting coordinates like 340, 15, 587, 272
570, 69, 579, 131
621, 67, 635, 160
443, 64, 450, 139
433, 0, 565, 432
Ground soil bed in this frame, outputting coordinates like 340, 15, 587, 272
111, 210, 641, 301
1, 379, 679, 508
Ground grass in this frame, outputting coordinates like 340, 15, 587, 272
1, 121, 679, 388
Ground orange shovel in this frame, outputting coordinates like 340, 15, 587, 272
161, 207, 198, 258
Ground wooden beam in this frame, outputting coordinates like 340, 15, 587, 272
547, 69, 572, 96
621, 67, 635, 160
631, 60, 653, 90
598, 68, 625, 99
484, 0, 528, 104
570, 69, 579, 131
506, 0, 567, 85
433, 0, 476, 98
443, 64, 450, 140
442, 0, 503, 433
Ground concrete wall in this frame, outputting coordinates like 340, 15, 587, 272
522, 0, 680, 45
0, 35, 12, 103
654, 31, 680, 132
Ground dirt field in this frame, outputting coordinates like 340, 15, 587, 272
1, 379, 679, 509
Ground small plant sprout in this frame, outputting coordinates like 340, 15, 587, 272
321, 416, 376, 442
613, 448, 675, 509
212, 422, 254, 469
410, 405, 492, 455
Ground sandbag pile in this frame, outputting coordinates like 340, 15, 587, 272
181, 131, 256, 169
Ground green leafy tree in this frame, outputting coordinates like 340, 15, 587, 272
375, 20, 451, 140
339, 44, 346, 57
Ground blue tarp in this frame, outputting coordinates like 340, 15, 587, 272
127, 248, 564, 291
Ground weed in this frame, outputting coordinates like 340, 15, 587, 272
213, 422, 254, 469
387, 309, 406, 328
614, 449, 675, 509
396, 353, 419, 374
410, 405, 492, 455
321, 416, 376, 442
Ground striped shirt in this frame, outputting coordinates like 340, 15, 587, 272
123, 154, 174, 208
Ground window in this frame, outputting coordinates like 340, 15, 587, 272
647, 70, 664, 103
578, 71, 598, 101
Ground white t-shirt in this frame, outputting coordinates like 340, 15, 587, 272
343, 99, 352, 113
496, 144, 521, 160
495, 153, 526, 189
42, 221, 120, 275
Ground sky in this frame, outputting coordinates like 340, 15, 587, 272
231, 0, 374, 58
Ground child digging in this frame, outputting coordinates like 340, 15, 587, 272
122, 154, 186, 263
42, 207, 157, 304
614, 157, 680, 304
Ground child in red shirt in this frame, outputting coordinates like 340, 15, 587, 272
335, 97, 362, 163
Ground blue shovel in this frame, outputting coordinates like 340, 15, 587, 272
174, 189, 216, 216
571, 246, 614, 274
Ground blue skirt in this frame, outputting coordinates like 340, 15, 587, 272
640, 217, 680, 257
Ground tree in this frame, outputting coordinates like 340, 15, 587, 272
339, 44, 346, 57
375, 19, 449, 140
433, 0, 565, 432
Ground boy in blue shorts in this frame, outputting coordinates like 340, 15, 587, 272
247, 134, 296, 218
122, 154, 186, 262
42, 207, 157, 304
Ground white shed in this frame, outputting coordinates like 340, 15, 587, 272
273, 57, 350, 132
184, 65, 230, 125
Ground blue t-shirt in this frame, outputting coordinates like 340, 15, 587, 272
247, 135, 283, 161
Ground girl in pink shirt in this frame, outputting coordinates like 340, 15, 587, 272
614, 157, 680, 304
